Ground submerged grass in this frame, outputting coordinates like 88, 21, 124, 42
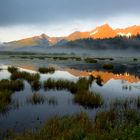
44, 76, 95, 93
0, 78, 24, 113
38, 67, 55, 74
103, 64, 114, 70
6, 107, 140, 140
0, 90, 12, 112
0, 79, 24, 92
44, 78, 76, 91
8, 66, 18, 74
31, 81, 41, 91
84, 58, 97, 63
27, 93, 45, 105
74, 91, 103, 108
137, 97, 140, 108
46, 96, 58, 105
43, 75, 102, 108
10, 71, 40, 83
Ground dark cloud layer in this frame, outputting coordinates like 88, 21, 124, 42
0, 0, 139, 26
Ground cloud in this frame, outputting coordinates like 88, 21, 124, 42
0, 0, 140, 42
0, 0, 140, 26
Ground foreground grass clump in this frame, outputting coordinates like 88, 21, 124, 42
0, 79, 24, 92
31, 81, 41, 91
27, 93, 45, 105
10, 71, 40, 83
103, 64, 114, 70
84, 58, 97, 63
38, 67, 55, 74
0, 90, 12, 112
6, 108, 140, 140
7, 113, 93, 140
43, 76, 97, 108
137, 97, 140, 108
44, 76, 95, 93
8, 66, 18, 74
46, 96, 58, 105
95, 109, 117, 130
74, 91, 103, 108
44, 78, 76, 91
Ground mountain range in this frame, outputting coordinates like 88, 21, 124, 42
1, 24, 140, 51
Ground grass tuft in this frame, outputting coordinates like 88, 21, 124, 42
10, 71, 40, 83
103, 64, 114, 70
74, 91, 103, 108
8, 66, 18, 74
27, 93, 45, 105
0, 79, 24, 92
38, 67, 55, 74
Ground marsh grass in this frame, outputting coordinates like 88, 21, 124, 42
74, 91, 103, 108
103, 64, 114, 70
136, 97, 140, 108
0, 90, 12, 112
43, 76, 102, 108
6, 107, 140, 140
95, 109, 117, 130
27, 93, 45, 105
110, 97, 140, 111
52, 56, 82, 61
31, 81, 41, 91
95, 108, 139, 132
44, 76, 95, 93
38, 67, 55, 74
46, 97, 58, 105
7, 112, 93, 140
10, 71, 40, 83
8, 66, 18, 74
0, 79, 24, 92
44, 78, 76, 91
84, 58, 97, 63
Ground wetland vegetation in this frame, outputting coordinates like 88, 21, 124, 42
0, 55, 140, 139
5, 103, 140, 140
38, 67, 55, 74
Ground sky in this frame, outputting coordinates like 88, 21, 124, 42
0, 0, 140, 42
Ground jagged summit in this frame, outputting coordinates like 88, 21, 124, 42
5, 24, 140, 48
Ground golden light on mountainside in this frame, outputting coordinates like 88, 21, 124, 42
90, 24, 117, 39
7, 24, 140, 48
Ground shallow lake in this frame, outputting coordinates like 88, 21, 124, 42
0, 64, 140, 134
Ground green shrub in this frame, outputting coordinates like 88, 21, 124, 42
0, 90, 12, 112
